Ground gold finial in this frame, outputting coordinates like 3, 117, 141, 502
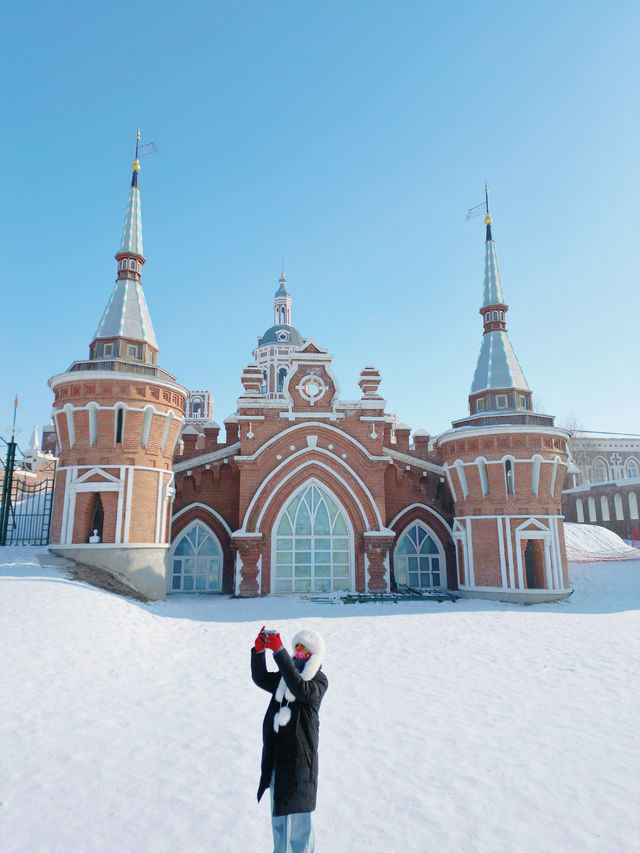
484, 183, 491, 224
132, 128, 141, 171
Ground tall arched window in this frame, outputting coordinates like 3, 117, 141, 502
278, 367, 287, 393
614, 494, 624, 521
593, 458, 607, 482
626, 459, 640, 479
170, 523, 222, 592
394, 522, 445, 589
504, 458, 515, 496
588, 496, 597, 522
600, 495, 610, 521
274, 483, 351, 593
576, 498, 584, 523
629, 492, 639, 520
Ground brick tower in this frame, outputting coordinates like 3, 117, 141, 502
48, 133, 188, 599
438, 190, 572, 602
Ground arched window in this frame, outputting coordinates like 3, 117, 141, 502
600, 495, 610, 521
261, 370, 267, 395
593, 458, 607, 482
170, 523, 222, 592
274, 483, 351, 593
492, 310, 498, 321
278, 367, 287, 393
629, 492, 639, 520
614, 494, 624, 521
626, 459, 639, 479
394, 522, 445, 589
576, 498, 584, 523
504, 458, 515, 495
588, 496, 597, 522
129, 259, 136, 270
114, 405, 125, 444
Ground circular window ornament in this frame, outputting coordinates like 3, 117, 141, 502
297, 374, 328, 406
276, 330, 290, 342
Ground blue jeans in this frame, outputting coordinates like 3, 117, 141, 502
270, 771, 315, 853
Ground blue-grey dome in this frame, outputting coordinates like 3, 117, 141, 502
258, 324, 304, 347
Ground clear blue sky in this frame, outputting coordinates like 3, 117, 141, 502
2, 1, 638, 450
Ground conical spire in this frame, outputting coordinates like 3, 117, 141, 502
92, 132, 158, 354
450, 189, 548, 428
118, 129, 143, 256
482, 191, 504, 307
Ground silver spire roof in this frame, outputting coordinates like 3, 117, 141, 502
470, 330, 529, 393
482, 234, 504, 306
93, 147, 157, 349
93, 277, 158, 347
118, 179, 143, 256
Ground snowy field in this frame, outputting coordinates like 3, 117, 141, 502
2, 547, 639, 853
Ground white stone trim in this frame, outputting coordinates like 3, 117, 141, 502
387, 503, 454, 537
443, 464, 457, 503
235, 422, 388, 464
49, 370, 189, 397
497, 517, 508, 589
248, 455, 381, 534
172, 503, 233, 537
436, 425, 571, 446
123, 467, 134, 543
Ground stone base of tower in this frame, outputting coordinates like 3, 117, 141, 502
457, 585, 573, 604
50, 544, 169, 600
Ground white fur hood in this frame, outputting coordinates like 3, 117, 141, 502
273, 628, 325, 732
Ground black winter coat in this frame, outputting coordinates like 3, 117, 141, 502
251, 647, 328, 816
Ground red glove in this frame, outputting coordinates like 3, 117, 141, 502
264, 632, 283, 653
254, 625, 266, 652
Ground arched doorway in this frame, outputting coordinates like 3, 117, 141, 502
170, 522, 223, 592
393, 521, 447, 589
272, 482, 352, 593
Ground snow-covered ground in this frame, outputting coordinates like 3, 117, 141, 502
2, 547, 639, 853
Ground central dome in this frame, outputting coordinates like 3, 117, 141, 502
258, 324, 304, 347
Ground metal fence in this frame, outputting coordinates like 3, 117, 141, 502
0, 439, 56, 546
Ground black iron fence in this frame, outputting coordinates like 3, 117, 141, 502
0, 439, 56, 546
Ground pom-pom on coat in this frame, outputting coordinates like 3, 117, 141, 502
251, 628, 328, 817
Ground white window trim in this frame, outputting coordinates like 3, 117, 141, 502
393, 519, 447, 589
270, 478, 355, 594
476, 457, 490, 496
168, 520, 223, 594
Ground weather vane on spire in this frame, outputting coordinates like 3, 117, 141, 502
131, 127, 158, 175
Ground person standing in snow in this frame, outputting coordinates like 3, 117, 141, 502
251, 626, 328, 853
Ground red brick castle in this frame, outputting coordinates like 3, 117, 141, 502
48, 144, 571, 602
